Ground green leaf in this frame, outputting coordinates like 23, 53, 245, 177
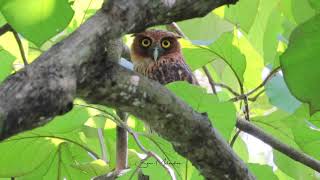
232, 134, 249, 162
36, 105, 90, 134
14, 134, 99, 179
248, 164, 278, 180
291, 0, 316, 24
280, 14, 320, 114
283, 106, 320, 160
0, 135, 63, 176
0, 0, 74, 46
181, 39, 218, 71
182, 32, 246, 84
214, 0, 260, 32
177, 12, 233, 41
252, 110, 296, 146
274, 150, 316, 180
208, 32, 246, 84
72, 159, 111, 176
85, 115, 107, 129
247, 0, 284, 65
166, 82, 236, 140
0, 48, 14, 83
309, 0, 320, 11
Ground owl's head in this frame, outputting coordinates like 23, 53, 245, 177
130, 29, 181, 64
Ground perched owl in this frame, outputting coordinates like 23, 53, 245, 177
130, 29, 198, 85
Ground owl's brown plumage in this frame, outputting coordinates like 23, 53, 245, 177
131, 29, 198, 85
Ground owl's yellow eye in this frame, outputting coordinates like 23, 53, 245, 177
161, 40, 171, 48
141, 38, 151, 47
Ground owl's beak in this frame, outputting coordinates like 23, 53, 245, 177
153, 47, 159, 61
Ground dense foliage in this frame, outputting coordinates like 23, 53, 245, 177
0, 0, 319, 179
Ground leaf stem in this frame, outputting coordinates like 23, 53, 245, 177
12, 29, 28, 66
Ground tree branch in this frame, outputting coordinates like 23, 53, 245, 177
0, 24, 11, 36
0, 0, 256, 179
236, 119, 320, 172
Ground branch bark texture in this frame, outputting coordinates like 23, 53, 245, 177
0, 0, 257, 179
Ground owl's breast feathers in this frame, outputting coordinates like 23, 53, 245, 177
134, 55, 198, 85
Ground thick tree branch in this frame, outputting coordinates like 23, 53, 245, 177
0, 0, 256, 179
237, 119, 320, 172
77, 60, 253, 179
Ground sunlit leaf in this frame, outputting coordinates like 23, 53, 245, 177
0, 0, 74, 46
248, 164, 278, 180
291, 0, 316, 24
214, 0, 259, 32
72, 159, 111, 176
0, 135, 63, 177
166, 81, 236, 140
0, 48, 14, 83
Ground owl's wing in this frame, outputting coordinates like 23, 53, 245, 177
148, 61, 199, 85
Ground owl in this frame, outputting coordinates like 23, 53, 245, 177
130, 29, 198, 85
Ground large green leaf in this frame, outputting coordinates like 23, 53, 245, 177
283, 106, 320, 160
0, 48, 14, 83
0, 135, 60, 177
166, 82, 236, 140
232, 134, 249, 162
72, 159, 111, 177
0, 0, 74, 46
280, 14, 320, 114
181, 39, 218, 71
309, 0, 320, 11
182, 32, 246, 84
36, 105, 90, 134
248, 164, 278, 180
274, 150, 316, 180
214, 0, 260, 33
177, 12, 233, 41
291, 0, 316, 24
248, 0, 284, 65
208, 32, 246, 84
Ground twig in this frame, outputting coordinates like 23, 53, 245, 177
12, 29, 28, 66
126, 126, 176, 180
0, 24, 11, 36
236, 119, 320, 173
81, 0, 94, 25
230, 67, 280, 102
215, 83, 240, 96
203, 66, 217, 94
246, 67, 281, 97
129, 154, 151, 180
240, 86, 250, 121
166, 22, 187, 39
248, 89, 265, 101
97, 128, 109, 163
230, 129, 241, 147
